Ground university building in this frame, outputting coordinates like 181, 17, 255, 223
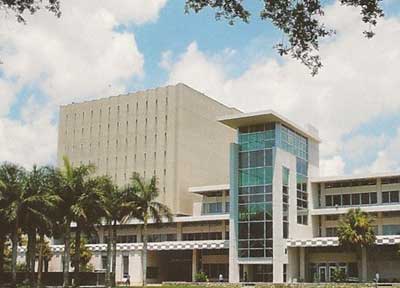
45, 84, 400, 284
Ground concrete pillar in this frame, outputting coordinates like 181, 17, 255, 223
229, 143, 240, 283
130, 251, 143, 286
299, 247, 306, 281
377, 178, 382, 204
361, 247, 367, 282
177, 223, 182, 241
192, 249, 198, 282
287, 247, 299, 283
222, 190, 227, 213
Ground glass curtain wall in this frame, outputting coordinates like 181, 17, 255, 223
279, 125, 309, 225
237, 123, 275, 258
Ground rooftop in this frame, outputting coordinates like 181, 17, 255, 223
218, 109, 321, 143
311, 171, 400, 183
189, 184, 230, 195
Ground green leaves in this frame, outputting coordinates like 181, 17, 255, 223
338, 208, 376, 250
0, 0, 61, 23
185, 0, 384, 75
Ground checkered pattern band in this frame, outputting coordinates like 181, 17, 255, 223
287, 235, 400, 247
18, 240, 229, 253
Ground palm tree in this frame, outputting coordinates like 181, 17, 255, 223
53, 156, 104, 287
22, 165, 59, 286
0, 163, 26, 288
70, 175, 106, 287
337, 208, 376, 282
0, 179, 10, 274
122, 172, 173, 286
101, 177, 127, 287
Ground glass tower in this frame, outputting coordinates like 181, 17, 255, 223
237, 123, 275, 258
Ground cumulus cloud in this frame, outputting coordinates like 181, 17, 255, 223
320, 156, 346, 177
0, 0, 166, 167
354, 129, 400, 174
165, 2, 400, 176
0, 105, 57, 168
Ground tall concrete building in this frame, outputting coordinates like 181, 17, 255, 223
57, 83, 239, 215
33, 84, 400, 285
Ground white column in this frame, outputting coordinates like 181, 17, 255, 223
287, 247, 299, 283
177, 223, 182, 241
299, 247, 306, 281
130, 251, 143, 286
361, 247, 367, 282
192, 249, 198, 282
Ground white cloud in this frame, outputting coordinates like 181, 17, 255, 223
342, 134, 387, 163
165, 2, 400, 175
159, 50, 173, 70
0, 0, 168, 104
354, 129, 400, 174
0, 106, 57, 168
0, 0, 167, 167
320, 156, 346, 177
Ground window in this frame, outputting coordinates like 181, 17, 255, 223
123, 256, 129, 277
102, 256, 107, 270
147, 267, 159, 279
297, 215, 308, 225
326, 227, 338, 237
383, 224, 400, 235
282, 167, 289, 238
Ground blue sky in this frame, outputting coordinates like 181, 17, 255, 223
1, 0, 400, 176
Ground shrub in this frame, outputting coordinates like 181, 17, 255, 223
194, 272, 208, 282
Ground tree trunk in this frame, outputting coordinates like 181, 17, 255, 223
73, 227, 81, 287
11, 220, 18, 288
142, 218, 148, 287
37, 233, 45, 288
63, 221, 71, 288
112, 220, 117, 287
26, 230, 31, 283
0, 234, 4, 273
105, 222, 112, 288
28, 229, 37, 286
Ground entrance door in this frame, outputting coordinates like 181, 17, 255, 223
319, 266, 327, 282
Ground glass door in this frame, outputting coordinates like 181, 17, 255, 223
319, 266, 327, 282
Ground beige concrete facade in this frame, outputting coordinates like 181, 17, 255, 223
57, 83, 238, 214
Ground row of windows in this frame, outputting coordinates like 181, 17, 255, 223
238, 221, 273, 240
325, 192, 377, 207
280, 125, 308, 161
239, 185, 272, 195
238, 239, 273, 249
65, 115, 168, 137
324, 225, 400, 236
147, 233, 177, 242
239, 149, 273, 168
181, 232, 222, 241
282, 167, 289, 239
296, 156, 309, 225
103, 235, 137, 243
66, 97, 169, 122
239, 203, 273, 222
102, 232, 226, 243
238, 124, 275, 152
66, 133, 168, 152
202, 202, 230, 215
239, 167, 273, 187
325, 177, 400, 188
325, 179, 377, 189
238, 248, 273, 258
382, 191, 400, 203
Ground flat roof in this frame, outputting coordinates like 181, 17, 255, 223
218, 110, 321, 143
189, 184, 230, 194
312, 172, 400, 183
